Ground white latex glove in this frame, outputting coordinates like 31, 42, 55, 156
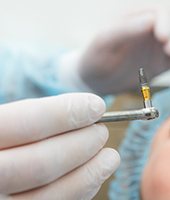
0, 93, 120, 200
78, 7, 170, 95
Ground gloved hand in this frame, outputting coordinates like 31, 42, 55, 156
79, 6, 170, 95
0, 93, 120, 200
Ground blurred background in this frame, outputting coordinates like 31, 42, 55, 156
0, 0, 169, 48
0, 0, 169, 199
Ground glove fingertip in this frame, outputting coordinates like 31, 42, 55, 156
101, 148, 121, 174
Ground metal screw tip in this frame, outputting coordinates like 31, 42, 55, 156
139, 67, 148, 86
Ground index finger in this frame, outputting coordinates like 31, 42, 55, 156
0, 93, 105, 149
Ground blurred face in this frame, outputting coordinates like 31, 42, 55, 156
141, 118, 170, 200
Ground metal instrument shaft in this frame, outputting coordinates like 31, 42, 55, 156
98, 107, 159, 123
97, 68, 159, 123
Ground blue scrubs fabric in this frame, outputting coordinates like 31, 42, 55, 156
109, 88, 170, 200
0, 47, 75, 103
0, 46, 114, 106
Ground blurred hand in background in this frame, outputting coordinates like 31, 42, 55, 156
79, 6, 170, 95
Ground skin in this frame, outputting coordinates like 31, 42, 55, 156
141, 118, 170, 200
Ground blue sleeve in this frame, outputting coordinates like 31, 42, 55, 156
0, 47, 78, 103
109, 88, 170, 200
0, 46, 115, 106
